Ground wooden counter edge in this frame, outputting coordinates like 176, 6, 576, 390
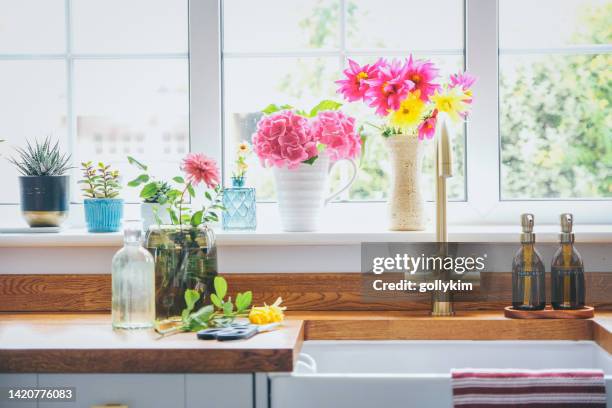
0, 318, 305, 374
0, 313, 609, 374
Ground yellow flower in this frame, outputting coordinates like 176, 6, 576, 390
249, 297, 286, 325
237, 161, 249, 172
389, 90, 425, 129
237, 142, 251, 155
431, 87, 470, 122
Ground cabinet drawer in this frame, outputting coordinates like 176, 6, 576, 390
38, 374, 184, 408
0, 374, 37, 408
186, 374, 253, 408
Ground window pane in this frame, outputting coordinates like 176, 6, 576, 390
223, 57, 339, 200
73, 59, 189, 202
499, 1, 612, 199
223, 0, 339, 52
72, 0, 188, 53
500, 0, 610, 49
347, 0, 463, 50
0, 0, 65, 53
0, 61, 67, 203
500, 54, 612, 199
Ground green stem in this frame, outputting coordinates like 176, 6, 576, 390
365, 121, 383, 131
178, 184, 190, 230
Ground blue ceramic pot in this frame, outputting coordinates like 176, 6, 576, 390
84, 198, 123, 232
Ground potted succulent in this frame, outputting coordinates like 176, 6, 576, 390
145, 152, 224, 320
126, 156, 177, 231
79, 161, 123, 232
8, 138, 71, 227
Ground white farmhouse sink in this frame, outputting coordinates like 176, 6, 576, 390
270, 340, 612, 408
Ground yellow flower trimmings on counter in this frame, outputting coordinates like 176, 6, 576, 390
249, 297, 286, 325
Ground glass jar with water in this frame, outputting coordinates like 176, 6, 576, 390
111, 220, 155, 329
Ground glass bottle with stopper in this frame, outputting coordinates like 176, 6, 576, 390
551, 213, 585, 310
111, 220, 155, 329
512, 213, 546, 310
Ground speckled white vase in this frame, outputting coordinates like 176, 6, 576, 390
273, 153, 357, 232
385, 135, 426, 231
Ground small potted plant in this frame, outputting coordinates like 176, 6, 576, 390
126, 156, 179, 231
8, 138, 71, 227
79, 161, 123, 232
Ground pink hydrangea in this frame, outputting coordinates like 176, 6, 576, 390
311, 110, 361, 161
252, 110, 318, 169
182, 152, 220, 188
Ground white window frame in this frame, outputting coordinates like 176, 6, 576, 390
189, 0, 611, 226
1, 0, 608, 227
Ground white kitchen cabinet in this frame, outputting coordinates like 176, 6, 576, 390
38, 374, 184, 408
0, 373, 37, 408
1, 373, 257, 408
185, 374, 253, 408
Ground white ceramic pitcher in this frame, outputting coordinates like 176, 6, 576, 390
272, 153, 357, 232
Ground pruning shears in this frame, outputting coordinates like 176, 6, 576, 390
197, 322, 280, 341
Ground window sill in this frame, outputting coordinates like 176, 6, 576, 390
0, 224, 611, 248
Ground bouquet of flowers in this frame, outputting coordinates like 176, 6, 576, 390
251, 100, 362, 169
336, 55, 476, 140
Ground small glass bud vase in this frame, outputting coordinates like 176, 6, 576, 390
222, 176, 257, 230
111, 220, 155, 329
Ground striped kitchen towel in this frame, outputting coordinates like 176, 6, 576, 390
451, 369, 607, 408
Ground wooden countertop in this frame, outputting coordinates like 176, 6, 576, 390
0, 314, 303, 373
0, 311, 610, 373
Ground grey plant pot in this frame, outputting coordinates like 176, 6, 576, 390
19, 175, 70, 227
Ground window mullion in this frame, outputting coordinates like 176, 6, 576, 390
188, 0, 223, 168
461, 0, 500, 222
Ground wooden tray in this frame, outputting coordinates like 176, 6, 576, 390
504, 306, 594, 319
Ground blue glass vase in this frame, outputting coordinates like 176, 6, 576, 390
222, 177, 256, 230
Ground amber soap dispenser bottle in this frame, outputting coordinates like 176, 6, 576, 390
551, 213, 585, 310
512, 214, 546, 310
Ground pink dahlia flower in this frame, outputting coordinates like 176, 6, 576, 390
311, 110, 361, 161
449, 72, 477, 104
365, 59, 415, 116
335, 58, 382, 102
418, 109, 438, 141
182, 152, 220, 188
252, 110, 318, 169
449, 72, 477, 91
405, 55, 440, 102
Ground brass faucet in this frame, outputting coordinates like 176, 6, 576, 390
431, 117, 454, 316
